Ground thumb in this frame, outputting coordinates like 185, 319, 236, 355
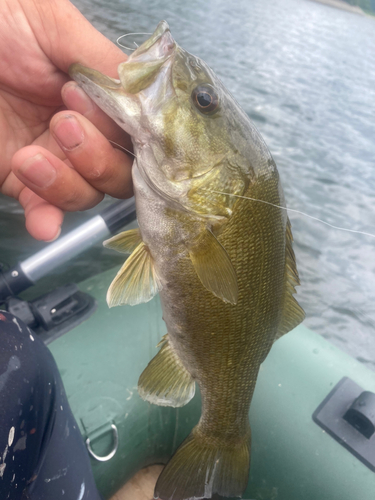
27, 0, 126, 77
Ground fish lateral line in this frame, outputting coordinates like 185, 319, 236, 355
207, 189, 375, 240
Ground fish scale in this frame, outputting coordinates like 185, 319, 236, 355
69, 20, 304, 500
176, 187, 285, 436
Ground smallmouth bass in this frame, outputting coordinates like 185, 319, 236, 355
70, 21, 304, 500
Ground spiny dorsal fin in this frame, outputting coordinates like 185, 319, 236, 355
138, 334, 195, 407
103, 228, 142, 254
189, 229, 238, 305
276, 218, 305, 340
106, 241, 162, 307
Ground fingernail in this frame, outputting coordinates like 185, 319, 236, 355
63, 82, 95, 115
53, 114, 84, 151
19, 154, 57, 188
45, 226, 61, 242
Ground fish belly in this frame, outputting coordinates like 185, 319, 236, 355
136, 166, 286, 499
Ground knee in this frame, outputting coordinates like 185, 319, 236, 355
0, 311, 57, 405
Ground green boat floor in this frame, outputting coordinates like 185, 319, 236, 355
48, 266, 375, 500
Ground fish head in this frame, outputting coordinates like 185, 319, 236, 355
69, 21, 277, 220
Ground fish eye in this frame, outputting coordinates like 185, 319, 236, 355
191, 85, 219, 114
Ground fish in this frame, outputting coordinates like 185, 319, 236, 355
69, 21, 305, 500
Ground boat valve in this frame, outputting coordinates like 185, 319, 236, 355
344, 391, 375, 439
313, 377, 375, 472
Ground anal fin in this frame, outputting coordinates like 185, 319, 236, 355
138, 335, 195, 407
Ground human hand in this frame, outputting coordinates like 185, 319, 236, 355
110, 465, 163, 500
0, 0, 133, 241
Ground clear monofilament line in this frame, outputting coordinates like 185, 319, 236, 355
108, 140, 136, 158
117, 32, 152, 50
208, 190, 375, 240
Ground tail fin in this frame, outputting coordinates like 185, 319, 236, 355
155, 428, 251, 500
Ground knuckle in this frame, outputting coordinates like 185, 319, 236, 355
87, 167, 104, 180
62, 188, 83, 210
63, 188, 103, 211
85, 150, 127, 188
85, 164, 110, 184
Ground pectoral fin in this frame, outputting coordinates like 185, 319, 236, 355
189, 229, 238, 305
103, 228, 142, 254
106, 241, 162, 307
138, 335, 195, 407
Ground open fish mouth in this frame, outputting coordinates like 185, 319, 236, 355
130, 20, 176, 61
68, 21, 176, 138
69, 19, 306, 500
69, 21, 175, 94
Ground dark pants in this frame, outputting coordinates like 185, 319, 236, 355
0, 311, 103, 500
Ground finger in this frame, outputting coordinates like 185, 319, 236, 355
30, 80, 133, 164
1, 171, 26, 200
30, 81, 133, 168
18, 187, 64, 242
28, 0, 127, 77
31, 117, 68, 162
62, 81, 132, 150
2, 169, 64, 242
50, 111, 133, 199
11, 145, 104, 212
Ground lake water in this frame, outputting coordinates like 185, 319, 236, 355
0, 0, 374, 369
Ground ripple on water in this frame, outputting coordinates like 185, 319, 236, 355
1, 0, 375, 369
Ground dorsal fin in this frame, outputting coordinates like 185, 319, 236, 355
188, 229, 238, 305
106, 241, 162, 307
276, 218, 305, 340
103, 228, 142, 254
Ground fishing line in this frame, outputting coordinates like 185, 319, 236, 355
208, 190, 375, 240
117, 32, 152, 50
108, 140, 136, 158
103, 143, 374, 240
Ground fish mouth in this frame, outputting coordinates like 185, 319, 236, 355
68, 21, 176, 137
69, 21, 175, 95
68, 64, 122, 92
131, 20, 175, 61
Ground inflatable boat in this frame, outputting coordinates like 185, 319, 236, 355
1, 202, 374, 500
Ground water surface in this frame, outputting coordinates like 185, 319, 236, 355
1, 0, 374, 369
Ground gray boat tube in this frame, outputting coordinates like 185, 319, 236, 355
0, 199, 136, 301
